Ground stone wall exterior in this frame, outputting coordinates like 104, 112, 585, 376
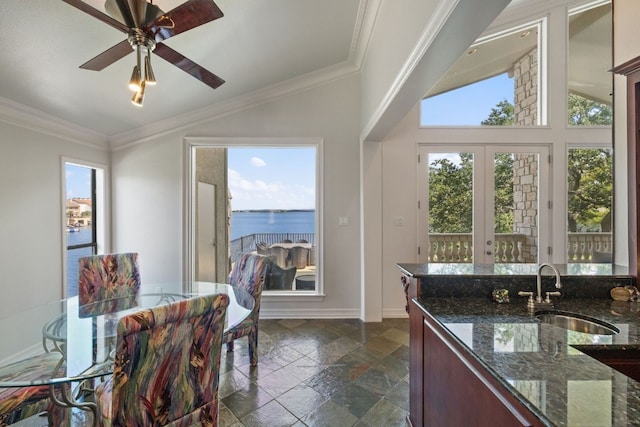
513, 153, 538, 262
513, 48, 538, 126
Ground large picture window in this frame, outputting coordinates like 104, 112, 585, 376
187, 139, 321, 295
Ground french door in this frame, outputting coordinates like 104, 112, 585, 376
418, 145, 550, 264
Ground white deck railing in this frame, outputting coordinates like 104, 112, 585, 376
427, 232, 612, 263
567, 232, 612, 262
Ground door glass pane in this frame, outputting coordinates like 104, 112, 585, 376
567, 148, 613, 262
427, 152, 473, 262
494, 152, 538, 263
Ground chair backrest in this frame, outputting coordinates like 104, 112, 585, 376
289, 246, 309, 269
109, 294, 229, 425
268, 246, 289, 268
229, 253, 271, 318
78, 252, 140, 317
266, 263, 297, 290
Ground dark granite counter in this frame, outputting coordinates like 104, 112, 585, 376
416, 298, 640, 426
398, 263, 634, 299
401, 264, 640, 426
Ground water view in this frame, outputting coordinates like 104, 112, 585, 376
230, 210, 315, 240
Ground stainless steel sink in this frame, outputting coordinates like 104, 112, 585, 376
535, 310, 619, 335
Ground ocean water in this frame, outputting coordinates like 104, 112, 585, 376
230, 210, 315, 240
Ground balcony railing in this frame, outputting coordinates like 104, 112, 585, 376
428, 233, 526, 263
427, 232, 613, 263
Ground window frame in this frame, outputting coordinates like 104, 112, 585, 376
61, 158, 109, 297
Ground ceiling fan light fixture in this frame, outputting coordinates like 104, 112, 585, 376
131, 82, 146, 107
144, 53, 156, 86
128, 64, 142, 92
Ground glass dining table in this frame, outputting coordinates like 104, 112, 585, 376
0, 282, 254, 424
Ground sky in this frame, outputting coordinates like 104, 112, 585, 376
65, 74, 511, 210
420, 73, 513, 126
66, 163, 92, 199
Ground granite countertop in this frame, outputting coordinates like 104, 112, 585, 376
416, 297, 640, 427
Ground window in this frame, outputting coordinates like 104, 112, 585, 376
420, 21, 542, 126
64, 161, 106, 297
566, 147, 613, 262
187, 140, 321, 295
567, 2, 612, 126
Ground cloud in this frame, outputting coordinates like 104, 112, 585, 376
250, 157, 266, 167
227, 169, 314, 210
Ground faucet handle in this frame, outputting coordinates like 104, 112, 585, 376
545, 291, 561, 304
518, 291, 535, 309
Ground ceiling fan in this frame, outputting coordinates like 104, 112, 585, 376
62, 0, 225, 106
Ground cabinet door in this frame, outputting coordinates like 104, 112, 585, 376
421, 311, 540, 427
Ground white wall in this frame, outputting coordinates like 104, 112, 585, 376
112, 74, 364, 318
0, 121, 108, 359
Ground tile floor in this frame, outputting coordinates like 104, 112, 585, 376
19, 318, 410, 427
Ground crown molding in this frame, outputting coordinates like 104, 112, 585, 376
350, 0, 382, 69
109, 61, 360, 150
0, 96, 109, 150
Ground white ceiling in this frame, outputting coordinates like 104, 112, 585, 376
0, 0, 610, 144
0, 0, 364, 139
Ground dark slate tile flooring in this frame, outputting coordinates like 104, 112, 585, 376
18, 318, 410, 427
218, 318, 410, 427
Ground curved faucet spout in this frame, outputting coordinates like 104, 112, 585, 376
536, 263, 562, 303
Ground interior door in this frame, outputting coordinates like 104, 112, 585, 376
418, 145, 549, 264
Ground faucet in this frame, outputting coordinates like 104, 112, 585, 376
519, 263, 562, 309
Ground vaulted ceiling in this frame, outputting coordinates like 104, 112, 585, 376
0, 0, 609, 146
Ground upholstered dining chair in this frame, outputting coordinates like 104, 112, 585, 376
268, 246, 289, 269
78, 252, 141, 317
94, 293, 229, 427
266, 263, 297, 290
223, 253, 272, 366
0, 353, 67, 426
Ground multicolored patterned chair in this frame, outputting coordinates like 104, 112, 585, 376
0, 353, 67, 426
78, 252, 141, 317
223, 253, 272, 366
94, 293, 229, 427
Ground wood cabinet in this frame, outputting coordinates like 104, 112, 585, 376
408, 299, 543, 427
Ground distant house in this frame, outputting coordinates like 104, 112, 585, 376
66, 198, 92, 226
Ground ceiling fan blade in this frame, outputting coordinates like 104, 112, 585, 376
61, 0, 130, 33
146, 0, 224, 44
80, 40, 133, 71
154, 43, 225, 89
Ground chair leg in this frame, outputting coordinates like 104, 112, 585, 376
248, 327, 259, 366
226, 341, 235, 352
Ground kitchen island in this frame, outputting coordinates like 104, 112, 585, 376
398, 263, 640, 427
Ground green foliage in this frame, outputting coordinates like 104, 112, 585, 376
493, 153, 514, 233
567, 148, 612, 232
481, 99, 514, 126
428, 97, 612, 238
568, 93, 612, 125
428, 153, 473, 233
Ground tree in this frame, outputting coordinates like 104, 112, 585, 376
481, 99, 514, 125
428, 153, 473, 233
568, 93, 612, 125
567, 148, 612, 232
428, 96, 612, 237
